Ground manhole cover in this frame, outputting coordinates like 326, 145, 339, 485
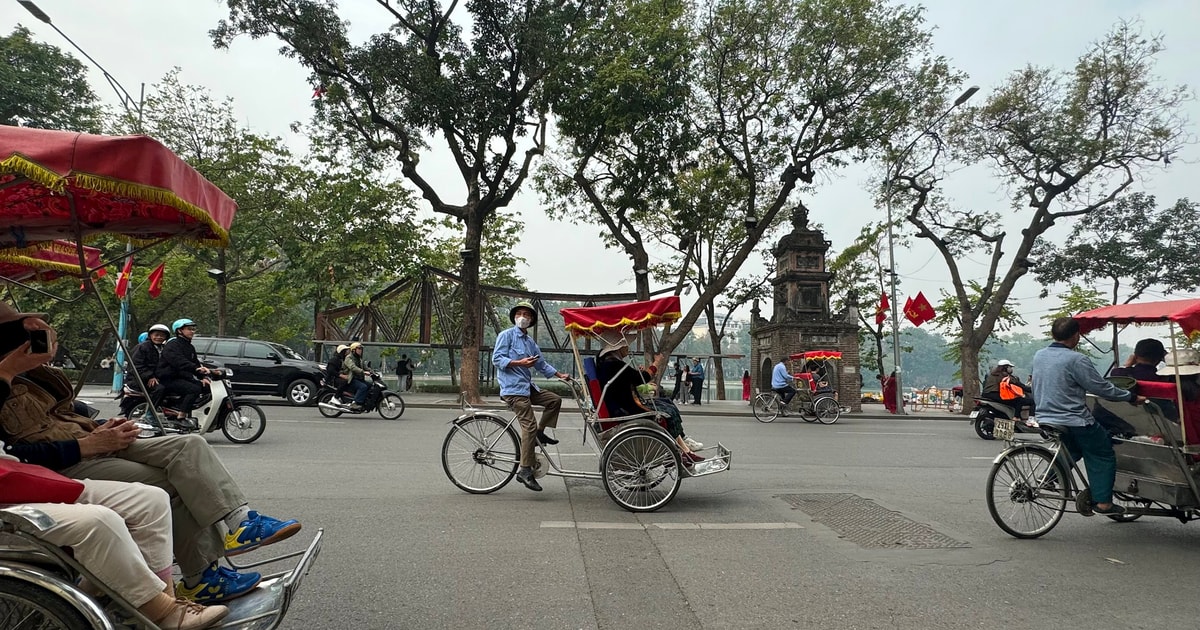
777, 493, 968, 549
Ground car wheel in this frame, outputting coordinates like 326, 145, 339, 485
286, 378, 317, 406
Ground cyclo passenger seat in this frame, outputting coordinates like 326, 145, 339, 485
582, 357, 670, 434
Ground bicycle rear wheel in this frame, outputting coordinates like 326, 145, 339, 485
986, 446, 1070, 538
752, 393, 779, 423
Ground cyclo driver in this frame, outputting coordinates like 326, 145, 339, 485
156, 318, 211, 421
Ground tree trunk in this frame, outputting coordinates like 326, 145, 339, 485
959, 339, 981, 415
216, 249, 228, 336
710, 333, 725, 400
459, 218, 484, 402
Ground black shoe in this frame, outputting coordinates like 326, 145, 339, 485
515, 468, 542, 492
1093, 503, 1125, 515
536, 430, 559, 445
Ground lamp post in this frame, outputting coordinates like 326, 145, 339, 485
884, 85, 979, 415
20, 0, 145, 392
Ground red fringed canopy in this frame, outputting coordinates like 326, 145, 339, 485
790, 350, 843, 361
0, 240, 101, 282
561, 296, 682, 334
1074, 299, 1200, 337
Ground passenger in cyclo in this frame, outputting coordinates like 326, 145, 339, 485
1128, 349, 1200, 448
1031, 317, 1147, 516
0, 302, 302, 604
594, 336, 704, 463
0, 314, 227, 628
155, 318, 211, 422
770, 358, 798, 415
341, 342, 371, 411
982, 359, 1036, 425
1095, 338, 1176, 436
492, 301, 570, 493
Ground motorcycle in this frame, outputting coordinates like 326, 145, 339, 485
317, 371, 405, 419
969, 398, 1038, 440
121, 367, 267, 443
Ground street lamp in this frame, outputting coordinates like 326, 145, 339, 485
20, 0, 146, 392
884, 85, 979, 415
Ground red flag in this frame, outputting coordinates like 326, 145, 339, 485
114, 257, 133, 299
312, 85, 327, 99
904, 296, 923, 326
913, 291, 936, 324
147, 263, 165, 298
874, 293, 889, 326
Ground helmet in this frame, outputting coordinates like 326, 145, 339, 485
171, 318, 195, 334
149, 324, 170, 335
997, 359, 1014, 368
336, 344, 350, 354
349, 342, 363, 351
137, 332, 149, 344
509, 301, 537, 327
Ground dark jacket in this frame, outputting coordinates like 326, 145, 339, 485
130, 340, 162, 381
156, 336, 200, 381
326, 353, 345, 383
596, 355, 652, 417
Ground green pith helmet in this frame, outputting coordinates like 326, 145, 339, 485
509, 301, 537, 327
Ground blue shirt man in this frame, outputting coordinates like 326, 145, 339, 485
689, 358, 705, 405
771, 360, 798, 406
492, 301, 568, 492
1031, 317, 1146, 516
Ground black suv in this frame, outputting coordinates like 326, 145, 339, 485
192, 336, 324, 406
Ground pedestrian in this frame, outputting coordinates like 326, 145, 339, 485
395, 353, 413, 392
1031, 317, 1147, 515
742, 369, 751, 402
690, 357, 705, 405
673, 358, 688, 404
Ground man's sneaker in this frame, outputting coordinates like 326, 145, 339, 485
225, 511, 302, 556
349, 403, 364, 412
683, 436, 703, 450
176, 564, 261, 604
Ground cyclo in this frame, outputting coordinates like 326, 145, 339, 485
440, 296, 732, 512
986, 298, 1200, 538
752, 350, 842, 424
0, 126, 321, 629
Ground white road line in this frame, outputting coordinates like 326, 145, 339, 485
270, 420, 345, 424
836, 432, 939, 436
209, 444, 243, 448
541, 521, 803, 530
963, 456, 996, 460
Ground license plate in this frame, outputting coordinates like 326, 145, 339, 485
993, 418, 1016, 440
969, 410, 979, 419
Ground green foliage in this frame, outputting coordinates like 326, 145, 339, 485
0, 26, 104, 132
828, 222, 898, 376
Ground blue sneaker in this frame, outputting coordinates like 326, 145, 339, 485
224, 511, 302, 556
176, 563, 261, 603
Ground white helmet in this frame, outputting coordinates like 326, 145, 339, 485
149, 324, 171, 335
997, 359, 1015, 368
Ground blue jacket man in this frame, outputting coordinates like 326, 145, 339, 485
771, 359, 797, 410
1032, 317, 1147, 516
492, 301, 568, 492
689, 358, 705, 405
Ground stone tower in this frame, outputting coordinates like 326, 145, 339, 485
749, 203, 862, 411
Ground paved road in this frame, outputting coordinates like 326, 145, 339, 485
84, 395, 1200, 629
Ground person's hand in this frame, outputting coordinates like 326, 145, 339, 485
0, 341, 53, 382
197, 366, 211, 375
555, 371, 569, 380
78, 420, 140, 457
201, 377, 212, 386
147, 377, 159, 387
1133, 395, 1149, 405
514, 357, 538, 368
1124, 355, 1136, 368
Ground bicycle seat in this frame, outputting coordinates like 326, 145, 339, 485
1037, 423, 1068, 440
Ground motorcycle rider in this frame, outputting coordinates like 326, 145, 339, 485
325, 344, 350, 394
341, 342, 370, 411
125, 323, 171, 414
156, 318, 211, 421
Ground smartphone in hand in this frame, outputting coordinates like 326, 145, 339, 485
28, 330, 49, 354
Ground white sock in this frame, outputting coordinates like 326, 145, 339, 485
223, 505, 251, 531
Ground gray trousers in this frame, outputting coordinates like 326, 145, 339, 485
62, 434, 246, 576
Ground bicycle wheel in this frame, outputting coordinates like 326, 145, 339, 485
0, 578, 91, 630
377, 393, 405, 419
813, 397, 840, 424
752, 393, 779, 423
986, 446, 1070, 538
441, 414, 520, 494
601, 428, 682, 512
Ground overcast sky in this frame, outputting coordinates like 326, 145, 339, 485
6, 0, 1198, 331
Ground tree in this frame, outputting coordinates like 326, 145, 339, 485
214, 0, 595, 401
1034, 193, 1200, 361
0, 26, 103, 132
648, 0, 956, 375
931, 281, 1025, 379
828, 222, 897, 377
892, 21, 1191, 410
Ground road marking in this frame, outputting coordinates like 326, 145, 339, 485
541, 521, 802, 530
554, 453, 597, 458
836, 432, 938, 436
963, 456, 996, 460
209, 444, 242, 448
270, 420, 345, 425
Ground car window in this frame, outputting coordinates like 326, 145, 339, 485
243, 342, 277, 360
269, 343, 305, 361
208, 340, 242, 357
191, 339, 213, 354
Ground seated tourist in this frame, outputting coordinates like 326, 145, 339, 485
0, 302, 301, 604
1134, 350, 1200, 446
594, 336, 704, 462
1110, 338, 1170, 382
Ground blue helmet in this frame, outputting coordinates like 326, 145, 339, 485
137, 332, 149, 344
171, 318, 195, 334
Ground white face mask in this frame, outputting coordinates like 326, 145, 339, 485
515, 316, 532, 330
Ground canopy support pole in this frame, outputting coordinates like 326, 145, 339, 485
1169, 323, 1186, 445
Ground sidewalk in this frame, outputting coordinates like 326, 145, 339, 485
78, 385, 964, 421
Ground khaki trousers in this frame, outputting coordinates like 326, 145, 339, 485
502, 389, 562, 467
34, 479, 171, 607
62, 434, 246, 576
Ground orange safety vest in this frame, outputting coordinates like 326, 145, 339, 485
999, 376, 1024, 400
